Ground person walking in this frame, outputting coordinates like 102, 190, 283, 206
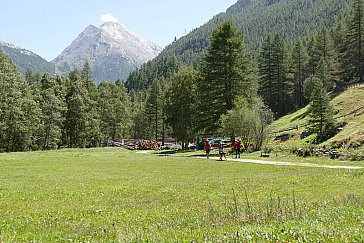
204, 139, 211, 159
218, 140, 226, 161
234, 139, 242, 158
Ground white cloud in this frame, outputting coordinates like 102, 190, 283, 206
100, 13, 119, 23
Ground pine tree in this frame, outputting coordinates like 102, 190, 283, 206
258, 35, 274, 108
259, 34, 292, 117
332, 20, 351, 82
83, 74, 101, 148
81, 61, 93, 83
307, 78, 335, 142
98, 81, 130, 143
314, 28, 340, 90
0, 51, 40, 152
198, 21, 257, 132
165, 67, 199, 149
290, 40, 309, 108
64, 71, 89, 148
306, 36, 320, 77
345, 0, 364, 83
144, 78, 165, 141
36, 74, 65, 150
271, 34, 292, 117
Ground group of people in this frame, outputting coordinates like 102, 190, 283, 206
203, 138, 243, 160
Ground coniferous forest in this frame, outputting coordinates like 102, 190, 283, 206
1, 0, 364, 152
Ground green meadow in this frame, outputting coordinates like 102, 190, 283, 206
0, 148, 363, 242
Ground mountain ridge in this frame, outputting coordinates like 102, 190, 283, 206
52, 22, 162, 83
125, 0, 351, 91
0, 40, 56, 76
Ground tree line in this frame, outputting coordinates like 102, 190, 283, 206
125, 0, 350, 92
1, 0, 363, 152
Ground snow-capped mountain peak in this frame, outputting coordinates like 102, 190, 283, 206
52, 22, 162, 83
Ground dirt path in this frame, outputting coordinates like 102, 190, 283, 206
145, 151, 363, 170
194, 156, 363, 170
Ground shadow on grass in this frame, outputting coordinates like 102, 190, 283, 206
156, 150, 226, 160
156, 150, 192, 155
290, 110, 310, 122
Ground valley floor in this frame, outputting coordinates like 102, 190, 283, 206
0, 147, 363, 242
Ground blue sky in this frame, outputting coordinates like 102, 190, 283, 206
0, 0, 237, 61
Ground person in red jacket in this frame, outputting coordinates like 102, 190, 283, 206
204, 139, 211, 159
234, 139, 242, 158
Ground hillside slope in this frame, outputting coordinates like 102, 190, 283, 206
269, 85, 364, 151
0, 41, 55, 76
126, 0, 351, 90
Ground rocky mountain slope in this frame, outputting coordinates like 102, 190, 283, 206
52, 22, 162, 83
0, 41, 55, 76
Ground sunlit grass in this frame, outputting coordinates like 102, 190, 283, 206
269, 86, 364, 149
0, 148, 363, 241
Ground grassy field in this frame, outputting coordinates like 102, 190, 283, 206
0, 148, 363, 242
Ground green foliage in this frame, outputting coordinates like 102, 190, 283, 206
144, 77, 167, 141
312, 27, 341, 90
165, 67, 199, 147
258, 34, 292, 117
126, 0, 350, 92
290, 40, 309, 108
307, 80, 335, 142
125, 56, 180, 91
0, 51, 40, 152
197, 21, 257, 132
34, 74, 66, 150
98, 81, 131, 142
64, 70, 101, 148
344, 0, 364, 83
0, 43, 55, 77
221, 97, 274, 151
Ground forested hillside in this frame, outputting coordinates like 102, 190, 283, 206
125, 0, 350, 91
0, 41, 55, 76
1, 0, 363, 154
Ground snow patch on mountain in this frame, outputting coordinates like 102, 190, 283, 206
0, 41, 37, 57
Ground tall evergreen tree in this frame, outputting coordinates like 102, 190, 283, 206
64, 71, 89, 148
83, 74, 101, 148
130, 92, 149, 140
259, 34, 292, 117
332, 20, 351, 82
81, 61, 93, 83
144, 78, 166, 141
0, 51, 40, 152
307, 78, 335, 142
36, 74, 65, 149
165, 67, 199, 149
345, 0, 364, 83
306, 36, 320, 77
290, 40, 309, 108
198, 21, 257, 132
271, 34, 292, 117
258, 35, 274, 108
314, 28, 341, 90
98, 81, 130, 143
